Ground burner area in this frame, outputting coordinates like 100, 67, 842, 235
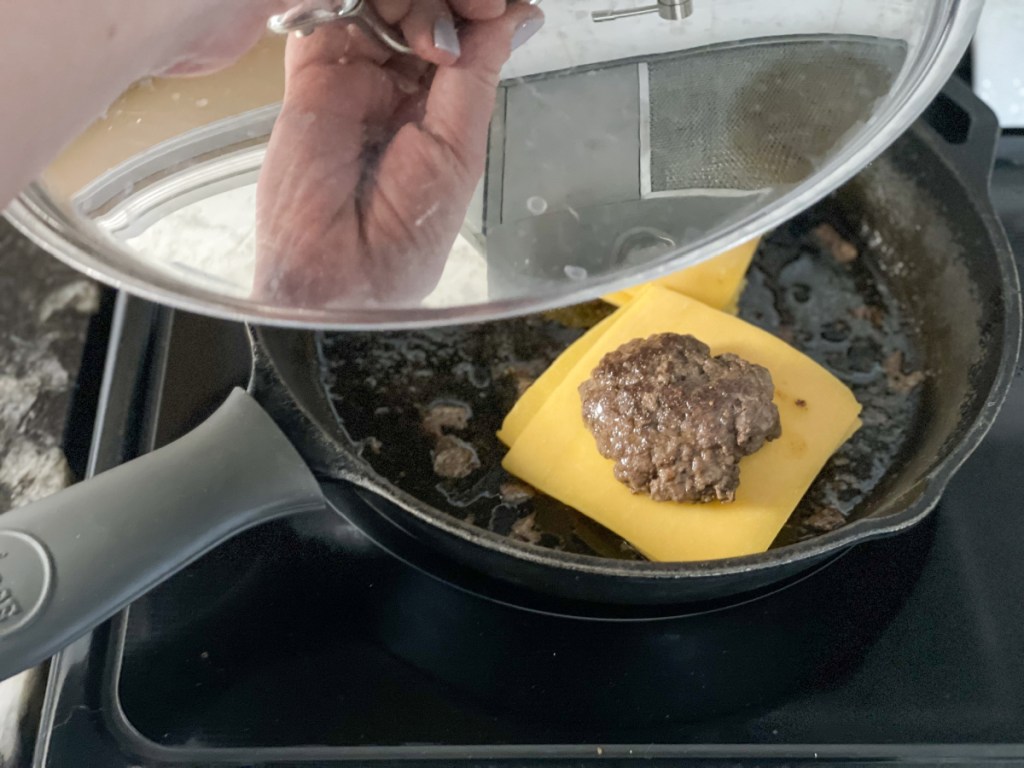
112, 483, 930, 747
30, 136, 1024, 767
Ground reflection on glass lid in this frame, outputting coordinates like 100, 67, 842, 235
6, 0, 984, 329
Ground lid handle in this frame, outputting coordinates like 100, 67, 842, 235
592, 0, 694, 23
268, 0, 413, 54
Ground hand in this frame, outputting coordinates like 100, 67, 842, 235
254, 1, 544, 307
364, 0, 540, 66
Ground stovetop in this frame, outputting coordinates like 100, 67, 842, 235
28, 137, 1024, 767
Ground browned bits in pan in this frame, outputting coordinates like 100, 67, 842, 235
813, 222, 860, 264
433, 435, 481, 480
884, 350, 927, 394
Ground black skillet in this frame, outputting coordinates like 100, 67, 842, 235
0, 77, 1017, 681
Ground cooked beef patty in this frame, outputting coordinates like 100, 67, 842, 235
579, 333, 781, 503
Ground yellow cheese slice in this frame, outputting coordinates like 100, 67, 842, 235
502, 287, 862, 562
603, 238, 760, 310
497, 312, 619, 447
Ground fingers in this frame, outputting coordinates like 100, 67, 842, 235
375, 0, 459, 66
374, 0, 531, 66
360, 2, 544, 279
448, 0, 507, 20
419, 2, 544, 176
289, 1, 543, 71
372, 0, 412, 23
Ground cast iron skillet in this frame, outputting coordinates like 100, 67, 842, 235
0, 78, 1017, 681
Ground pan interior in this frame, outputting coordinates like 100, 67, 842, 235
318, 193, 931, 561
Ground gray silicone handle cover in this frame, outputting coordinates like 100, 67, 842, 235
0, 388, 324, 681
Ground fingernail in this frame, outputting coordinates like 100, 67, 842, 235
434, 17, 461, 57
511, 16, 545, 51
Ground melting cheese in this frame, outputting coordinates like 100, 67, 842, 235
501, 287, 862, 562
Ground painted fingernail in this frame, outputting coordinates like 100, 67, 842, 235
434, 17, 461, 57
511, 16, 545, 51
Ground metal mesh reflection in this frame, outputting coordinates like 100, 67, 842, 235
647, 38, 907, 193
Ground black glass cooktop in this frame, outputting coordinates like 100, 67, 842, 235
33, 145, 1024, 768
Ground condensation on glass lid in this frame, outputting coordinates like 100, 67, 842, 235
9, 0, 985, 327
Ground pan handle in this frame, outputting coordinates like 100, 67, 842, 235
0, 388, 323, 682
921, 76, 1001, 193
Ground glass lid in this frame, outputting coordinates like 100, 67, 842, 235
5, 0, 983, 329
